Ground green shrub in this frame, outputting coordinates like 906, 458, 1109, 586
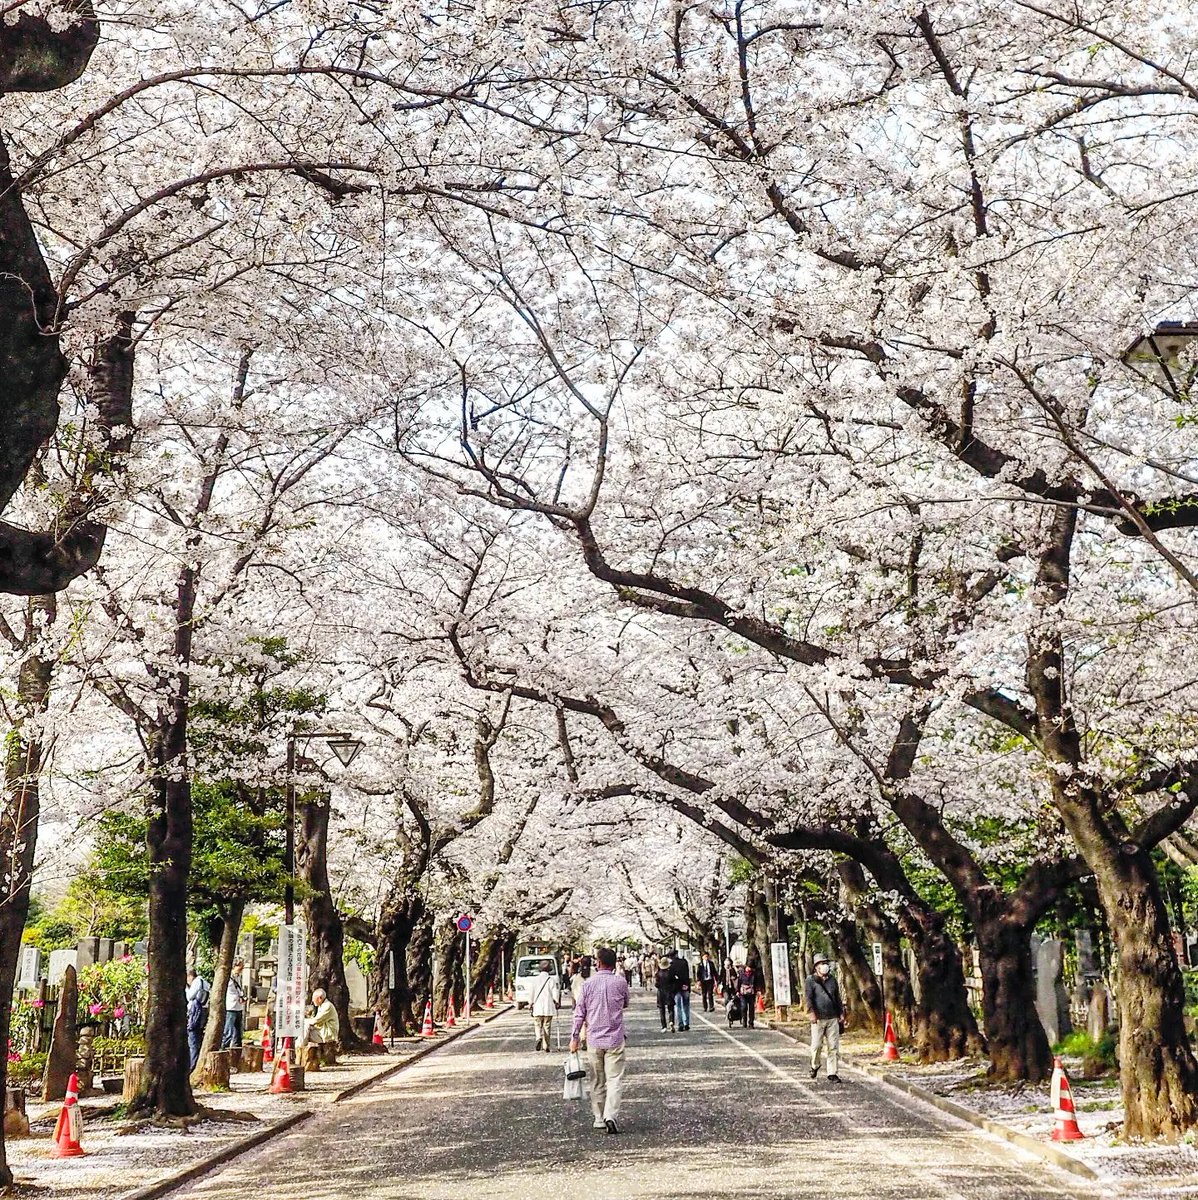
1054, 1030, 1117, 1076
7, 1053, 46, 1087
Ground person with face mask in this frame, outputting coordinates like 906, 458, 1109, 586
804, 954, 844, 1081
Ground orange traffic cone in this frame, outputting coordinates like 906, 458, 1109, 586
261, 1015, 274, 1066
372, 1020, 385, 1046
756, 992, 765, 1014
1050, 1056, 1085, 1141
445, 997, 457, 1028
485, 988, 495, 1009
51, 1073, 84, 1157
269, 1055, 293, 1094
420, 999, 435, 1037
881, 1011, 900, 1061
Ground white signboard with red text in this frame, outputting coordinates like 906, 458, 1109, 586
275, 921, 308, 1038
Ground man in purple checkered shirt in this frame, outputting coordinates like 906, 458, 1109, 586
569, 945, 630, 1134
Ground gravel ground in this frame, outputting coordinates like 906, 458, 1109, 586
169, 997, 1087, 1200
4, 1030, 476, 1200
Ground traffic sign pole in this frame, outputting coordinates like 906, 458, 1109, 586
456, 914, 474, 1021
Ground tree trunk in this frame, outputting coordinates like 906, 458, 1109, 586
975, 915, 1052, 1083
828, 918, 880, 1030
190, 900, 244, 1087
407, 910, 434, 1017
1076, 825, 1198, 1136
907, 919, 984, 1061
299, 788, 369, 1050
0, 595, 55, 1184
432, 922, 464, 1021
369, 893, 423, 1037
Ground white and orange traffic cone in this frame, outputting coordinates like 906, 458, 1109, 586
372, 1019, 385, 1046
756, 992, 766, 1015
269, 1055, 294, 1095
445, 996, 457, 1028
51, 1072, 84, 1158
1050, 1056, 1085, 1141
881, 1011, 900, 1061
485, 987, 495, 1009
420, 999, 435, 1037
261, 1015, 274, 1066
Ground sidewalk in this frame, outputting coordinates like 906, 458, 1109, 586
770, 1018, 1198, 1197
10, 1007, 511, 1200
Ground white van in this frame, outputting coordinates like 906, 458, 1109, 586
514, 955, 561, 1008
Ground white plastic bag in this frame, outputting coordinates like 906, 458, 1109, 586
563, 1051, 587, 1100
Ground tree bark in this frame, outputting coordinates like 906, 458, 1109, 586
369, 891, 424, 1037
432, 922, 464, 1021
975, 914, 1052, 1083
299, 788, 369, 1050
190, 900, 244, 1087
0, 595, 55, 1184
828, 917, 880, 1030
907, 919, 984, 1062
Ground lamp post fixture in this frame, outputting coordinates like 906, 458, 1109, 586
1122, 321, 1198, 397
284, 730, 363, 925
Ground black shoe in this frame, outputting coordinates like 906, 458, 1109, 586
827, 1074, 841, 1082
660, 1023, 667, 1030
810, 1067, 818, 1079
535, 1041, 541, 1051
605, 1118, 620, 1135
681, 1025, 689, 1031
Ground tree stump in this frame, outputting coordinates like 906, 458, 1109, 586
42, 964, 78, 1102
239, 1045, 264, 1072
302, 1043, 322, 1073
197, 1049, 231, 1091
122, 1056, 145, 1105
4, 1089, 28, 1137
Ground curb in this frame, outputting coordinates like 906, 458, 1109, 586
117, 1111, 313, 1200
769, 1024, 1101, 1184
115, 1005, 513, 1200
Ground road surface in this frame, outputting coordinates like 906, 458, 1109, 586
179, 995, 1082, 1200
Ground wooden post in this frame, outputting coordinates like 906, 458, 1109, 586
3, 1088, 29, 1136
122, 1056, 146, 1104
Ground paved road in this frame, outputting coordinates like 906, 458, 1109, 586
181, 995, 1083, 1200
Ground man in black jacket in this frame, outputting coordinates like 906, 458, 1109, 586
668, 951, 692, 1031
695, 952, 719, 1012
804, 955, 844, 1081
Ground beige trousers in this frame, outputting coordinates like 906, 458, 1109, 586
811, 1017, 840, 1074
534, 1014, 553, 1050
587, 1045, 626, 1123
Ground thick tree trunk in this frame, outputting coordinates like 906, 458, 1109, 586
828, 919, 880, 1030
1073, 822, 1198, 1137
407, 911, 434, 1015
432, 923, 464, 1021
907, 919, 984, 1062
975, 915, 1052, 1083
190, 900, 244, 1087
0, 595, 55, 1185
369, 892, 423, 1037
299, 788, 369, 1050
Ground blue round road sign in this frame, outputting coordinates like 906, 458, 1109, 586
456, 914, 473, 932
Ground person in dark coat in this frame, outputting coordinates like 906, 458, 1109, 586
654, 956, 675, 1031
668, 951, 692, 1031
736, 962, 759, 1028
804, 954, 844, 1081
695, 952, 719, 1012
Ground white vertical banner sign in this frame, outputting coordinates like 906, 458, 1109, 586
274, 921, 308, 1038
770, 942, 792, 1007
871, 942, 884, 978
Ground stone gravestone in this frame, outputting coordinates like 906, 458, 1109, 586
42, 964, 78, 1102
1075, 929, 1097, 977
345, 960, 368, 1011
1034, 938, 1072, 1046
16, 946, 40, 990
1087, 984, 1110, 1040
75, 937, 101, 971
47, 949, 77, 985
97, 937, 114, 965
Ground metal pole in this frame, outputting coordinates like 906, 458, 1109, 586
284, 733, 296, 926
464, 934, 472, 1022
500, 948, 506, 1000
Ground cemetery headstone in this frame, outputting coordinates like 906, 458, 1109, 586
42, 964, 78, 1101
47, 948, 77, 985
1034, 938, 1072, 1046
75, 937, 100, 970
16, 945, 40, 989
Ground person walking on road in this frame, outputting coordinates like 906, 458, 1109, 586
669, 950, 692, 1031
805, 954, 844, 1081
530, 960, 561, 1053
736, 962, 759, 1028
570, 955, 592, 1048
696, 952, 718, 1012
570, 946, 631, 1135
221, 959, 246, 1049
654, 955, 674, 1031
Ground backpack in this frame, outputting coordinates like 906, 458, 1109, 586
187, 980, 210, 1032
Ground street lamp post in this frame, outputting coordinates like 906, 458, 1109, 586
283, 730, 364, 925
1122, 321, 1198, 396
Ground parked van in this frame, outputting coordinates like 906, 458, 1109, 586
514, 954, 562, 1009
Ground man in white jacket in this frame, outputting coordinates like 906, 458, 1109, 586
530, 961, 561, 1053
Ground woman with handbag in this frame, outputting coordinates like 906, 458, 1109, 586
654, 955, 674, 1031
735, 963, 759, 1029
